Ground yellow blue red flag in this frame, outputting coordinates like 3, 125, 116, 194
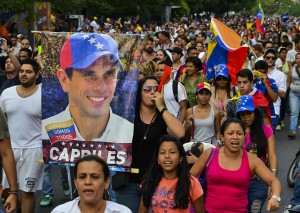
256, 4, 265, 34
206, 18, 248, 85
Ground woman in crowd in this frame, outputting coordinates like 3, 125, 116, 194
180, 56, 208, 107
236, 95, 277, 213
138, 60, 156, 80
190, 118, 281, 213
115, 76, 185, 212
209, 64, 232, 124
288, 53, 300, 139
185, 82, 221, 150
139, 135, 204, 213
156, 49, 172, 65
51, 155, 131, 213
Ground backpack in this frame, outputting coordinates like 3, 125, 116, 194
172, 80, 179, 103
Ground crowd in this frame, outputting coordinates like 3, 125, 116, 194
0, 13, 300, 213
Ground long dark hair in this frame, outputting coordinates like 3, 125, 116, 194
141, 135, 192, 209
237, 108, 268, 159
212, 75, 232, 99
135, 75, 159, 116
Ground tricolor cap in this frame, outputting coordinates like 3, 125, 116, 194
214, 64, 229, 78
60, 33, 122, 70
195, 82, 211, 94
237, 95, 255, 113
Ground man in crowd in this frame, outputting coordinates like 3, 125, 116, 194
0, 59, 43, 213
227, 69, 271, 125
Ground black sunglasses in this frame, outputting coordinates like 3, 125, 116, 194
216, 76, 228, 81
143, 86, 158, 92
265, 56, 276, 61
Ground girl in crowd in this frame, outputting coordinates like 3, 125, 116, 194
209, 64, 232, 124
51, 155, 131, 213
236, 95, 277, 213
185, 82, 221, 150
115, 76, 185, 212
139, 135, 204, 213
190, 118, 281, 213
180, 56, 208, 107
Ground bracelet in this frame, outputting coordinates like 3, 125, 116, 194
160, 107, 168, 116
271, 169, 277, 173
9, 190, 18, 196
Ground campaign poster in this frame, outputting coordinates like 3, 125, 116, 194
39, 32, 141, 172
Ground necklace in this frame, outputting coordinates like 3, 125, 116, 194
140, 110, 157, 140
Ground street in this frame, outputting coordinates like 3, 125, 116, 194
0, 116, 298, 213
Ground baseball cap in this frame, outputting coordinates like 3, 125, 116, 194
237, 95, 255, 113
195, 82, 211, 94
60, 33, 122, 70
214, 64, 229, 78
170, 47, 183, 57
17, 34, 24, 38
264, 48, 276, 57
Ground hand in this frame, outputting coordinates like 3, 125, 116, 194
152, 92, 165, 111
186, 151, 198, 164
266, 197, 279, 212
4, 194, 18, 213
0, 38, 8, 52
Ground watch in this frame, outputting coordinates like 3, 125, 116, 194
271, 195, 281, 202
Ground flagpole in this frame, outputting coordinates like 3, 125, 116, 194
241, 38, 258, 59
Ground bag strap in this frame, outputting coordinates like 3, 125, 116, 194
172, 80, 179, 103
199, 148, 217, 177
191, 106, 195, 141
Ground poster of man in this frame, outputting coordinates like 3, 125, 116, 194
41, 32, 140, 171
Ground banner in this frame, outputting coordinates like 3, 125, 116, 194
39, 32, 141, 172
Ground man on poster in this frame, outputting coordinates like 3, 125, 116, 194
42, 33, 133, 145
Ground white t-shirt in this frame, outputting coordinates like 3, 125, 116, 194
267, 68, 287, 115
51, 198, 132, 213
275, 58, 283, 68
255, 55, 264, 63
0, 86, 42, 148
163, 80, 187, 118
287, 49, 297, 63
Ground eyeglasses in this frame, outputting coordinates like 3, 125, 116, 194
239, 110, 253, 116
143, 86, 158, 92
216, 76, 228, 81
265, 56, 276, 61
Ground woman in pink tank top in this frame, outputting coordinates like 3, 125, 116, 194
190, 118, 281, 213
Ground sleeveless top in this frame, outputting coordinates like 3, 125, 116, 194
205, 149, 252, 213
193, 106, 215, 143
290, 65, 300, 94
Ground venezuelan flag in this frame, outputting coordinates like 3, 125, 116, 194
256, 4, 265, 34
206, 18, 248, 85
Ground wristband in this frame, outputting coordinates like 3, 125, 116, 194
160, 107, 168, 116
9, 190, 18, 196
271, 169, 277, 173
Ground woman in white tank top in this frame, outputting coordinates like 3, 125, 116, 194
184, 82, 221, 147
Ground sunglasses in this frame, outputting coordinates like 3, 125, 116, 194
143, 86, 158, 92
239, 110, 253, 116
216, 76, 228, 81
265, 56, 276, 61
